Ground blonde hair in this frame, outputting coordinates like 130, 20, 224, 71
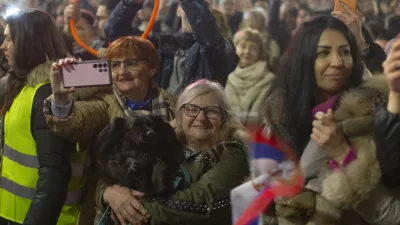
175, 80, 247, 145
233, 28, 265, 60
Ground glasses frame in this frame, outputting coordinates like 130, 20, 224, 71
109, 58, 147, 72
181, 103, 226, 119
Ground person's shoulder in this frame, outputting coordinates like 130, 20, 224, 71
216, 141, 247, 156
159, 87, 176, 108
74, 86, 113, 101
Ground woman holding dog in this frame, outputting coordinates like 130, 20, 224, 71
261, 13, 400, 224
95, 80, 249, 225
45, 36, 176, 225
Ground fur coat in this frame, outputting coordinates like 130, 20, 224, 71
263, 75, 400, 225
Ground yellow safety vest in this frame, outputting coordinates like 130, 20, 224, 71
0, 83, 87, 225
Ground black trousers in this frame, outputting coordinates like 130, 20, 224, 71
0, 217, 21, 225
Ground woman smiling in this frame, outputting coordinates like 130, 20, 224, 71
96, 80, 250, 225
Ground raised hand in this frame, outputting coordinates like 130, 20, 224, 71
50, 58, 77, 105
383, 38, 400, 113
311, 109, 350, 163
331, 1, 368, 51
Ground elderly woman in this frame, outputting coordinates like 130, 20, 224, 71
46, 36, 175, 141
225, 28, 274, 126
96, 80, 250, 225
44, 36, 175, 225
241, 9, 280, 72
262, 15, 399, 225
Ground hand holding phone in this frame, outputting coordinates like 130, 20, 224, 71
384, 37, 400, 94
62, 60, 112, 88
50, 58, 77, 105
331, 0, 365, 49
334, 0, 357, 12
384, 37, 400, 113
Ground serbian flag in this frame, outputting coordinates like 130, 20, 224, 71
231, 129, 303, 225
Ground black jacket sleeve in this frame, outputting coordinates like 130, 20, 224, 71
104, 0, 144, 42
23, 84, 75, 225
180, 0, 239, 86
375, 107, 400, 188
363, 42, 386, 74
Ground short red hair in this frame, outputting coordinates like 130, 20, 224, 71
107, 36, 160, 72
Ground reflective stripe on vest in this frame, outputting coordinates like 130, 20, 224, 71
0, 83, 87, 225
0, 177, 81, 205
3, 145, 85, 177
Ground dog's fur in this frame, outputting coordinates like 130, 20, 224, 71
94, 114, 185, 196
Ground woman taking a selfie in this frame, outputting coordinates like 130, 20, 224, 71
45, 36, 175, 142
0, 10, 85, 225
44, 36, 176, 225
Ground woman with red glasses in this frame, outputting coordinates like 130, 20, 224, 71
44, 35, 176, 225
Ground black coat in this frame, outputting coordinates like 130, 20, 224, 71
375, 107, 400, 188
105, 0, 239, 91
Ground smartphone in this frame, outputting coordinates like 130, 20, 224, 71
334, 0, 357, 12
62, 60, 112, 88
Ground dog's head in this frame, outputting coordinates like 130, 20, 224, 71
94, 115, 184, 176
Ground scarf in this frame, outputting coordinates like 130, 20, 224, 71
112, 83, 172, 122
225, 61, 274, 123
312, 94, 340, 119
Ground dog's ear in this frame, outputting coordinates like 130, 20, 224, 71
94, 117, 126, 163
97, 117, 126, 141
151, 160, 173, 196
108, 117, 127, 136
149, 115, 175, 133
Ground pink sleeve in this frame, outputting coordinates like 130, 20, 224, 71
328, 145, 357, 170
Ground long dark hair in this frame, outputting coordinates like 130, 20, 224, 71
0, 16, 8, 78
2, 9, 68, 113
264, 15, 364, 155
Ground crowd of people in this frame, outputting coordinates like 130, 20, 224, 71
0, 0, 400, 224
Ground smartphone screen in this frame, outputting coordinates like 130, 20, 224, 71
334, 0, 357, 12
62, 60, 112, 88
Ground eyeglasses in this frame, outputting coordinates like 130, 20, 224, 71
181, 104, 224, 119
110, 58, 146, 72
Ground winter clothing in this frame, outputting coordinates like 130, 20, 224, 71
104, 0, 239, 93
225, 61, 274, 125
375, 106, 400, 188
44, 84, 175, 143
96, 141, 250, 225
0, 62, 81, 225
263, 76, 400, 224
43, 83, 175, 225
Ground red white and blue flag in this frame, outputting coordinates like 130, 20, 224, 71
231, 129, 303, 225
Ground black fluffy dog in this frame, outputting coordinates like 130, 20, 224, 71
94, 114, 185, 196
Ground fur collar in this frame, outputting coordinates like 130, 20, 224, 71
267, 75, 389, 149
26, 60, 54, 87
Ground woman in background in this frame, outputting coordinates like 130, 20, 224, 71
225, 28, 274, 126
